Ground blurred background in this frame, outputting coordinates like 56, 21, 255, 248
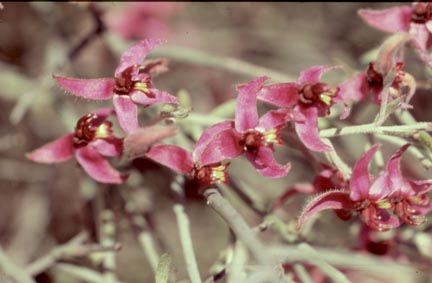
0, 2, 431, 283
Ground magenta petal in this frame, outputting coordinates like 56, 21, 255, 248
297, 65, 340, 85
368, 174, 393, 201
193, 121, 239, 162
386, 144, 410, 184
410, 23, 430, 51
258, 109, 291, 131
145, 144, 193, 174
350, 144, 381, 202
91, 139, 123, 157
123, 125, 176, 159
26, 134, 74, 163
113, 95, 140, 134
115, 39, 163, 76
235, 76, 268, 133
257, 83, 299, 107
195, 129, 243, 167
297, 190, 352, 230
358, 6, 412, 33
294, 107, 331, 152
245, 147, 291, 178
53, 76, 115, 100
336, 73, 368, 103
409, 24, 432, 67
75, 146, 126, 184
130, 89, 178, 106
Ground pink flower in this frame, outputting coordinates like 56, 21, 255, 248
53, 39, 178, 134
359, 2, 432, 66
26, 108, 127, 184
144, 121, 243, 187
233, 76, 292, 178
297, 144, 432, 231
105, 2, 182, 40
257, 66, 364, 152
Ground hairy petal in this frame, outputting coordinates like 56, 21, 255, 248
294, 107, 331, 152
123, 125, 176, 159
358, 6, 412, 33
257, 83, 299, 107
297, 65, 340, 85
130, 89, 178, 106
26, 134, 74, 163
196, 129, 243, 167
384, 144, 410, 194
91, 138, 123, 157
337, 72, 368, 102
193, 121, 235, 159
350, 144, 381, 201
297, 190, 353, 230
258, 109, 291, 131
115, 38, 163, 76
145, 144, 193, 174
410, 23, 432, 67
235, 76, 268, 133
53, 76, 115, 100
245, 147, 291, 178
113, 95, 140, 134
368, 174, 393, 201
75, 146, 127, 184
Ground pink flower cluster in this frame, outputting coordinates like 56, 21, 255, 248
27, 2, 432, 234
297, 144, 432, 232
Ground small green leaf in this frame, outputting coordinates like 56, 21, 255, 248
155, 253, 172, 283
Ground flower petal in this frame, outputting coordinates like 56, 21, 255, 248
115, 39, 163, 76
75, 146, 127, 184
258, 109, 291, 131
294, 107, 331, 152
245, 147, 291, 178
196, 129, 243, 167
113, 95, 140, 134
91, 138, 123, 157
193, 121, 242, 165
336, 73, 368, 103
257, 83, 299, 107
297, 190, 353, 230
145, 144, 193, 174
130, 88, 178, 106
53, 76, 115, 100
358, 6, 412, 33
368, 174, 393, 201
384, 144, 410, 194
235, 76, 268, 133
409, 23, 432, 67
297, 65, 339, 85
350, 144, 381, 202
123, 125, 176, 159
26, 134, 74, 163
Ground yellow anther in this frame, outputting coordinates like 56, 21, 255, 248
134, 82, 149, 93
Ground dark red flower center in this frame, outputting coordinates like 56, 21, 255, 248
298, 83, 338, 114
411, 2, 432, 24
240, 128, 282, 154
366, 62, 405, 93
114, 65, 154, 97
192, 163, 230, 186
241, 131, 264, 153
73, 114, 113, 148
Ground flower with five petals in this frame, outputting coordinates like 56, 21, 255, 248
53, 39, 178, 134
26, 108, 127, 184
